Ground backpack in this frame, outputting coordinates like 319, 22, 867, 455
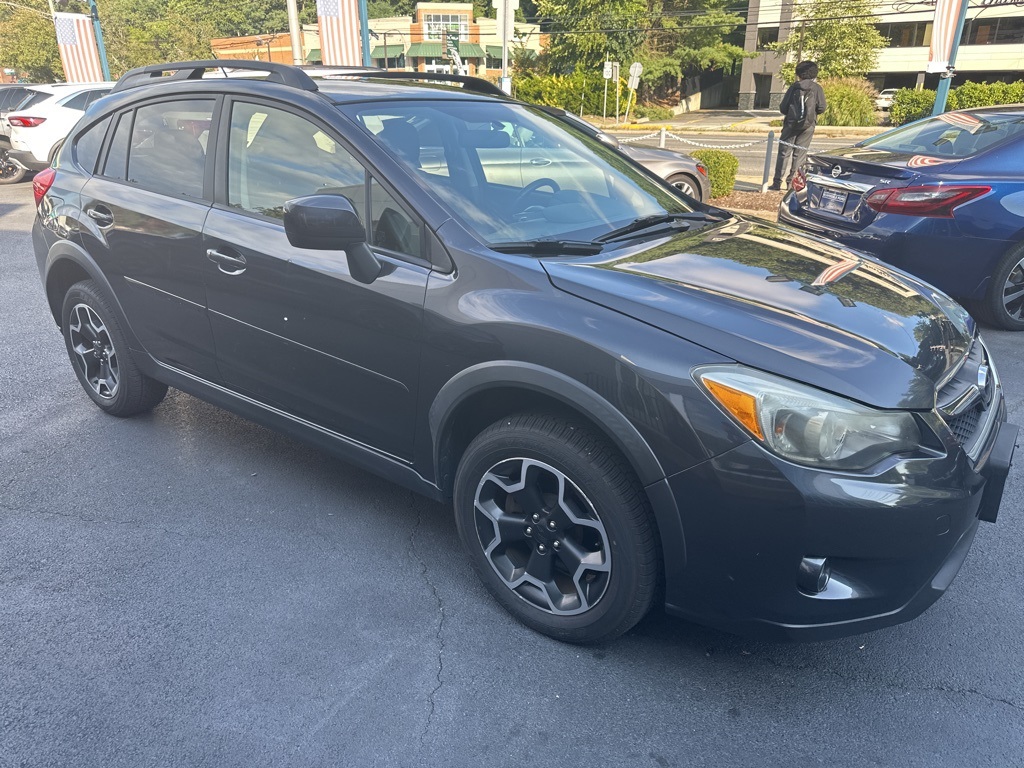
786, 86, 811, 129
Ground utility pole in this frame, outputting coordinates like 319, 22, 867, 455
359, 0, 371, 66
286, 0, 304, 65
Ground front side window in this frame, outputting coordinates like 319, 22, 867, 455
344, 100, 689, 245
227, 101, 365, 221
126, 100, 213, 198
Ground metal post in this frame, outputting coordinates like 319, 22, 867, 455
382, 30, 389, 70
659, 126, 666, 148
762, 130, 775, 192
87, 0, 110, 80
286, 0, 303, 65
358, 0, 371, 66
932, 0, 972, 115
614, 63, 620, 125
603, 78, 608, 121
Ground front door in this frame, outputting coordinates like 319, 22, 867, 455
203, 100, 428, 459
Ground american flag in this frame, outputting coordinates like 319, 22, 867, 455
316, 0, 362, 66
926, 0, 967, 74
54, 13, 104, 83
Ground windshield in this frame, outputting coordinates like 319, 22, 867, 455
860, 111, 1024, 159
340, 100, 692, 245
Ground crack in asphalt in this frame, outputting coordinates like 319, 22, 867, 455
407, 494, 446, 747
0, 503, 186, 538
758, 655, 1022, 713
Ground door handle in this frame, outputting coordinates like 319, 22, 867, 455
529, 157, 552, 167
206, 248, 247, 275
86, 207, 114, 227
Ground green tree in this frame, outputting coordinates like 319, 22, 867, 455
767, 0, 889, 83
536, 0, 647, 72
0, 0, 61, 81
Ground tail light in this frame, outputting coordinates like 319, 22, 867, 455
696, 162, 708, 177
790, 169, 806, 192
33, 167, 56, 206
865, 185, 991, 218
8, 116, 46, 128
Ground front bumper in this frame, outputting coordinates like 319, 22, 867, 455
662, 405, 1017, 641
8, 148, 48, 172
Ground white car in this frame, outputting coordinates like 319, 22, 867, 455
6, 82, 113, 179
875, 88, 899, 111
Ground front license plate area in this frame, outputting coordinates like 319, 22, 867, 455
817, 187, 848, 214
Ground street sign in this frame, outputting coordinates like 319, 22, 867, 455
627, 74, 640, 90
603, 61, 613, 79
629, 62, 643, 77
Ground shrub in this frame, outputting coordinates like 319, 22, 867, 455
513, 70, 622, 115
690, 149, 739, 199
632, 104, 674, 121
947, 80, 1024, 111
818, 78, 878, 127
890, 88, 936, 126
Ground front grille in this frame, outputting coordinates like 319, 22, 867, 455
935, 337, 997, 459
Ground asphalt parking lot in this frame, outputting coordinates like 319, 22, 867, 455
1, 180, 1022, 767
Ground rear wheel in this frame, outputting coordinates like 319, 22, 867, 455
667, 173, 701, 202
977, 244, 1024, 331
61, 280, 168, 416
453, 413, 659, 643
0, 148, 26, 185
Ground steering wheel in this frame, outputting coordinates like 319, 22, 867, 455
513, 177, 561, 210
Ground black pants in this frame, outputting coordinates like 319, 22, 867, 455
773, 123, 815, 186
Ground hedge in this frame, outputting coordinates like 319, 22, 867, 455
890, 80, 1024, 126
818, 78, 878, 127
690, 149, 739, 199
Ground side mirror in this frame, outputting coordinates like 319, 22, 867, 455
596, 131, 620, 149
283, 194, 382, 284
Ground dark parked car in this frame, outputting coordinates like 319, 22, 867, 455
32, 62, 1017, 643
1, 83, 36, 184
778, 107, 1024, 330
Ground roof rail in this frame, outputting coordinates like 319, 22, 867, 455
330, 70, 508, 97
111, 60, 319, 94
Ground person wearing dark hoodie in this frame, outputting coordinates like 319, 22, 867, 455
769, 61, 826, 191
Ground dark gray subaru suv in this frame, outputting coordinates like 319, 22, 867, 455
32, 61, 1017, 643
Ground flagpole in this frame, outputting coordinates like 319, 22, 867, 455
87, 0, 111, 80
358, 0, 371, 66
931, 0, 971, 116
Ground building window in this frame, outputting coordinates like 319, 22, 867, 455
877, 21, 932, 47
423, 13, 469, 40
960, 16, 1024, 45
756, 26, 779, 50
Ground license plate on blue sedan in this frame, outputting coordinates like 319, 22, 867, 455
818, 187, 848, 214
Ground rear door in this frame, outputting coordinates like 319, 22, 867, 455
79, 97, 220, 380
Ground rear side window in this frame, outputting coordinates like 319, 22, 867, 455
102, 112, 132, 180
60, 91, 91, 111
74, 116, 111, 175
126, 100, 213, 199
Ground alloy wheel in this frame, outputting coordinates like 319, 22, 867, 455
472, 457, 611, 616
68, 303, 119, 399
1001, 256, 1024, 321
671, 178, 697, 197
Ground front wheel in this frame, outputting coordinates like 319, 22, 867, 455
61, 280, 168, 416
0, 149, 26, 185
977, 244, 1024, 331
453, 413, 659, 643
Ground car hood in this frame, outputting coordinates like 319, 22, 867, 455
810, 144, 962, 177
542, 217, 974, 410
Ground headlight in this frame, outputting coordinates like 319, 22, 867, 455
695, 365, 922, 471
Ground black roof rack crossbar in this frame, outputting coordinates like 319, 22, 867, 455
112, 60, 319, 94
332, 70, 507, 97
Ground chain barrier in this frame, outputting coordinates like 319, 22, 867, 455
617, 131, 661, 144
663, 131, 766, 150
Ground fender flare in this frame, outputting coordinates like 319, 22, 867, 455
42, 239, 144, 352
428, 360, 666, 487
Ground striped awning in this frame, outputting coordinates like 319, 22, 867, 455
406, 42, 485, 58
370, 45, 405, 58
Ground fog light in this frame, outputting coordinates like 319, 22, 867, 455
798, 556, 831, 594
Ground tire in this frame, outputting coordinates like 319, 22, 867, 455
667, 173, 701, 202
0, 148, 26, 185
61, 280, 168, 416
976, 243, 1024, 331
453, 413, 659, 644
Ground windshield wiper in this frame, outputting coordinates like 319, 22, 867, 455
489, 239, 603, 255
595, 212, 716, 244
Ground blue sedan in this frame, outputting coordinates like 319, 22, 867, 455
778, 106, 1024, 329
